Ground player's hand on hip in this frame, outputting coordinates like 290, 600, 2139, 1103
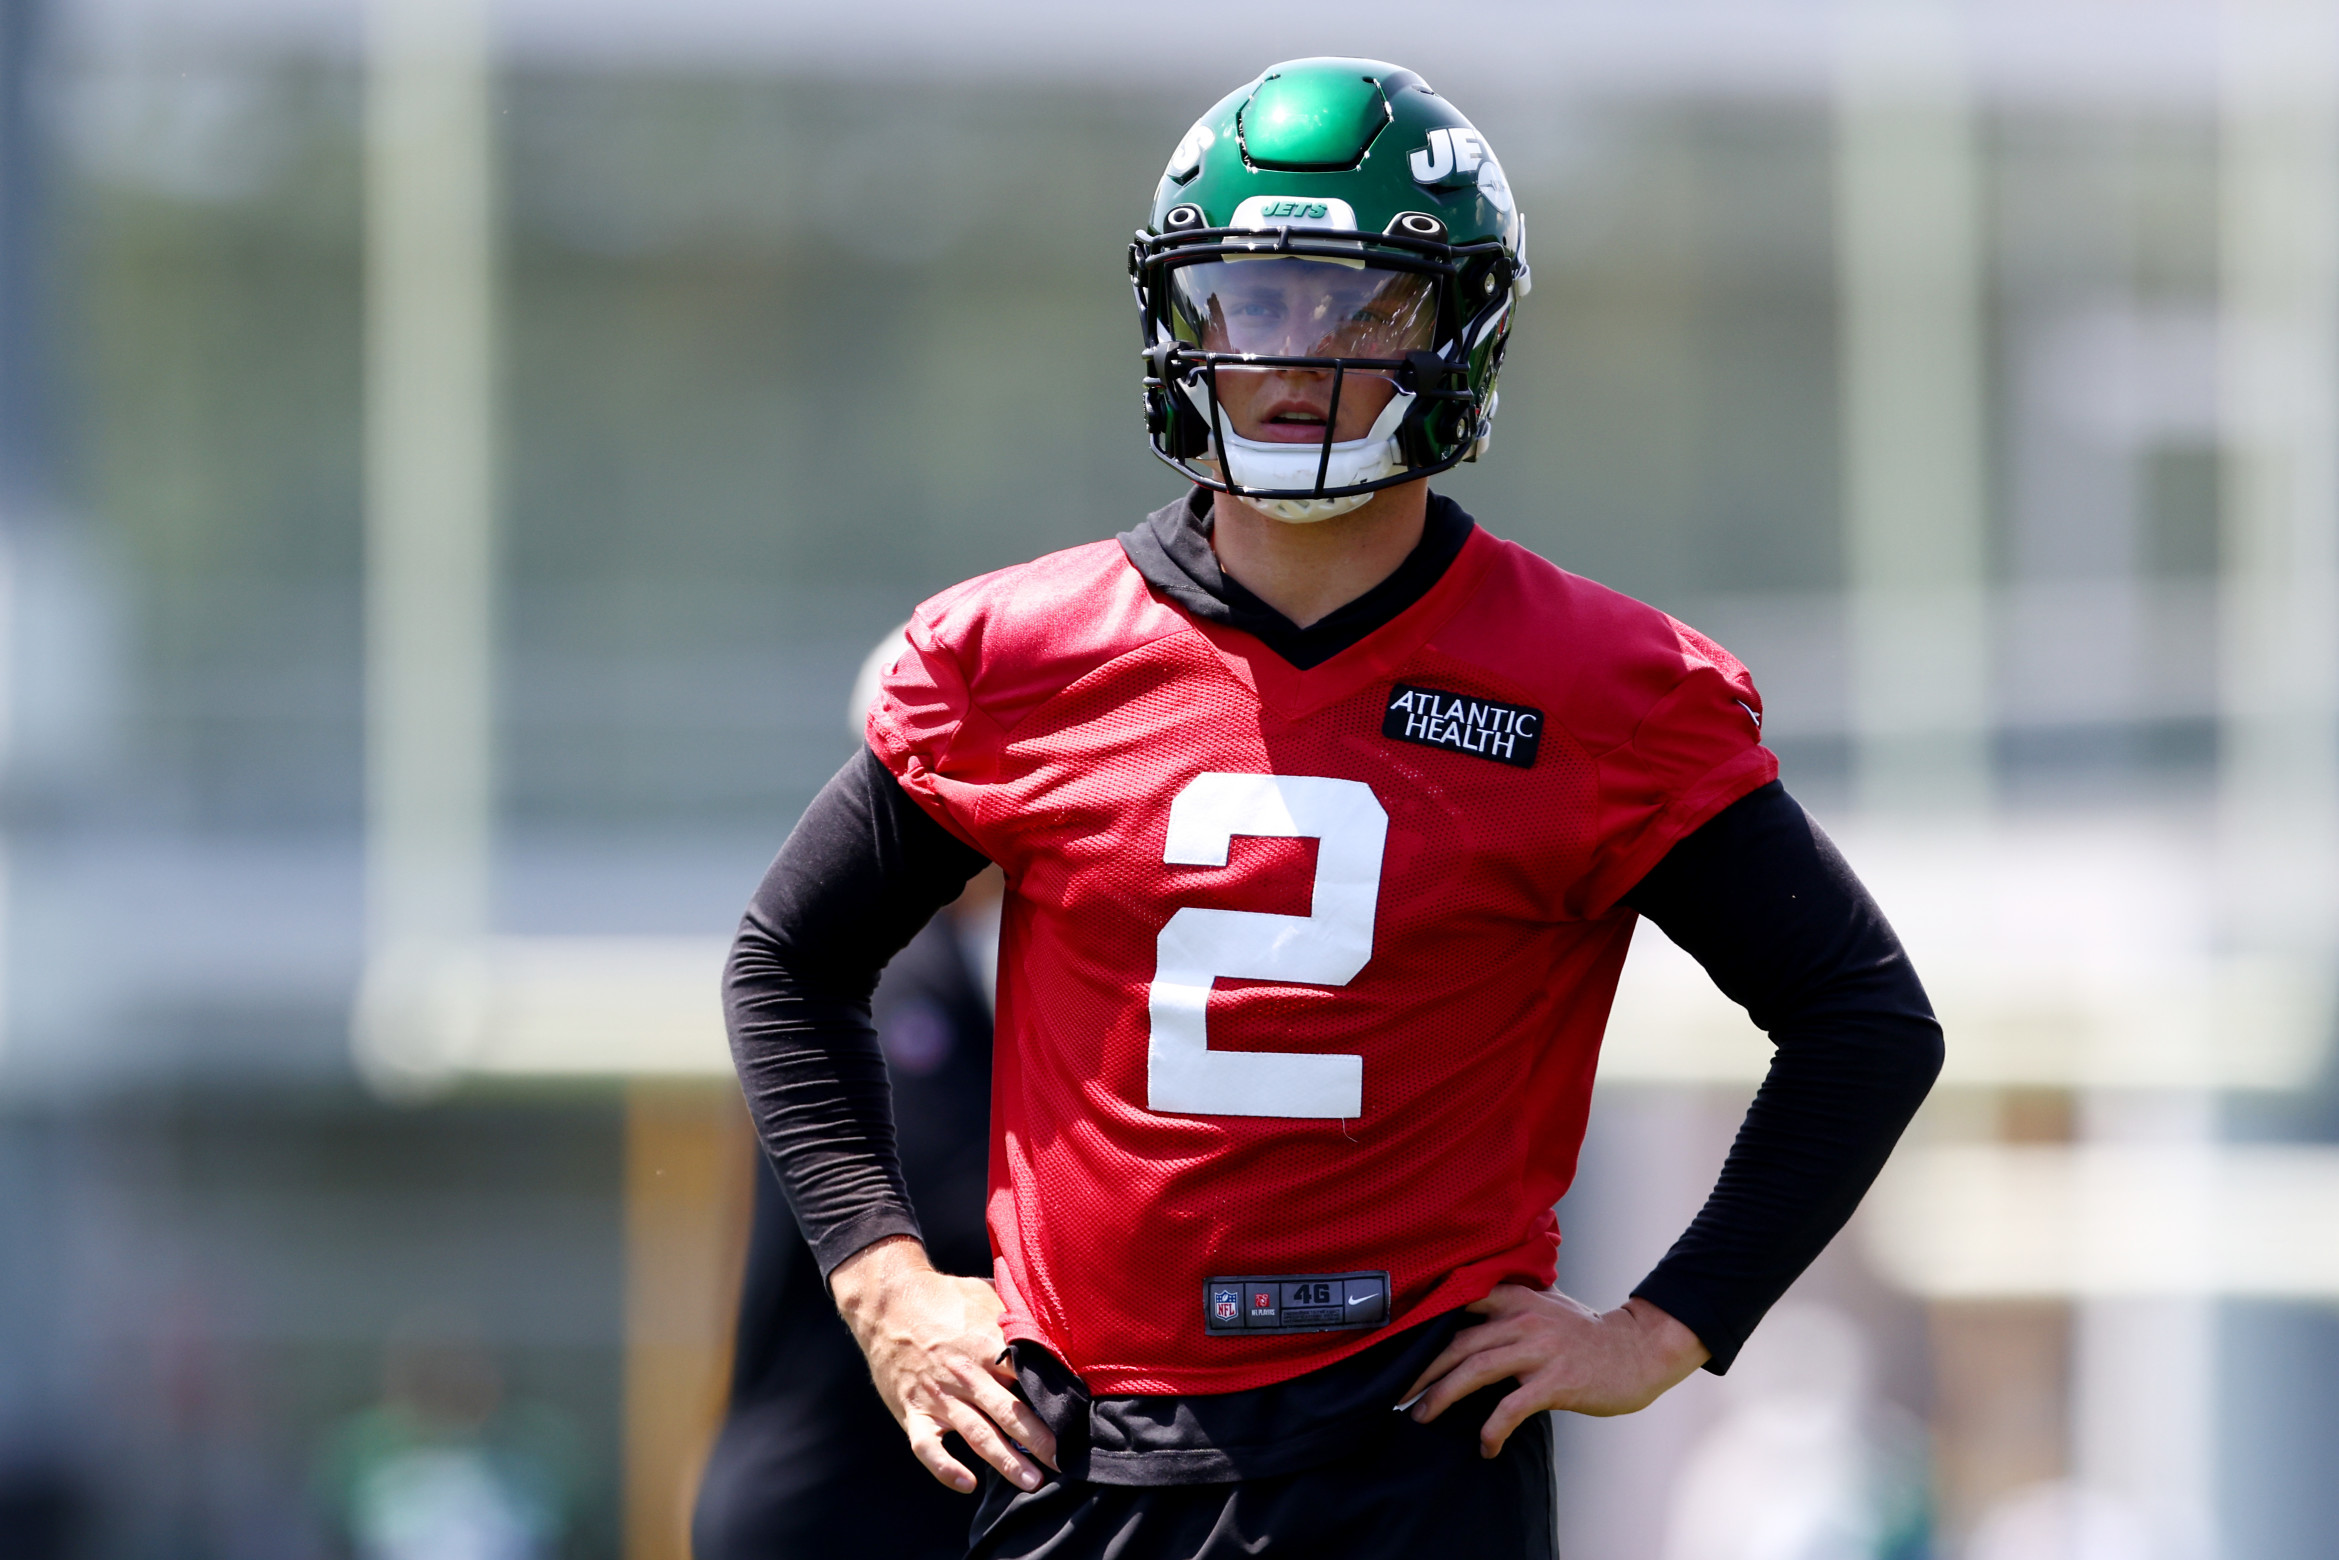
829, 1235, 1059, 1494
1401, 1286, 1710, 1457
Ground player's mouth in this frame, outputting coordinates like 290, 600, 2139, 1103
1250, 403, 1335, 443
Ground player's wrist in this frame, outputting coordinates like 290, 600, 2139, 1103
1620, 1295, 1709, 1380
829, 1233, 934, 1332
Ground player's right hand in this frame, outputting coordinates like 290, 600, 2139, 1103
829, 1235, 1060, 1494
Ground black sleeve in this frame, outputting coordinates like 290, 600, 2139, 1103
724, 745, 990, 1280
1620, 781, 1943, 1373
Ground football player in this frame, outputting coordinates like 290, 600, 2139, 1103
725, 59, 1943, 1559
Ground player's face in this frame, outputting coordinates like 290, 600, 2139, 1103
1169, 257, 1436, 444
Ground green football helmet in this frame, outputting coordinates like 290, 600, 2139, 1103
1131, 58, 1529, 521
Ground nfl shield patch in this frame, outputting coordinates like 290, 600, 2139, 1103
1211, 1288, 1240, 1323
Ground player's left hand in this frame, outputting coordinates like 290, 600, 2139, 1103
1400, 1287, 1710, 1457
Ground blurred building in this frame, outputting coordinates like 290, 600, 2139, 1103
0, 2, 2332, 1557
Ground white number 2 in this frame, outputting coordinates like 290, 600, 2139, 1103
1146, 773, 1389, 1119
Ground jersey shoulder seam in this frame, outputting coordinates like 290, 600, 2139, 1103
1589, 662, 1710, 764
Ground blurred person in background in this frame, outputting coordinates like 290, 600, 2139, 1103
726, 59, 1943, 1558
694, 631, 1001, 1560
314, 1311, 583, 1560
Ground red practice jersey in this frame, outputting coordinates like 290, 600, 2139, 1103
868, 524, 1776, 1394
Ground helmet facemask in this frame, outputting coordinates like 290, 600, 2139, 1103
1166, 256, 1430, 521
1136, 219, 1514, 521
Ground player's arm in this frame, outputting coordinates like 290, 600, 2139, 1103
1406, 780, 1942, 1452
725, 745, 1057, 1493
1620, 780, 1942, 1360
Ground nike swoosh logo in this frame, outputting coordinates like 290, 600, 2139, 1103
1349, 1292, 1376, 1306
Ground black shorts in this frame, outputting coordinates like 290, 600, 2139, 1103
965, 1382, 1557, 1560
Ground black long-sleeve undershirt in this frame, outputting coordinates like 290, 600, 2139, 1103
1620, 779, 1942, 1364
725, 746, 989, 1278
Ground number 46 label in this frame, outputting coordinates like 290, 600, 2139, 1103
1146, 773, 1388, 1119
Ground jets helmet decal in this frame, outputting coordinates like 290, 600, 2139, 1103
1132, 58, 1529, 521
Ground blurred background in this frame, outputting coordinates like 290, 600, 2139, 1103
0, 0, 2334, 1556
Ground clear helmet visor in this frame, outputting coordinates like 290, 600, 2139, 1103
1167, 256, 1437, 361
1167, 258, 1437, 451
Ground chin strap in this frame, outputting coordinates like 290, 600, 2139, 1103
1236, 490, 1377, 523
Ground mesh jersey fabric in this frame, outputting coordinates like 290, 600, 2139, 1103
866, 523, 1778, 1395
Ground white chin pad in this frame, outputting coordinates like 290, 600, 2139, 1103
1188, 373, 1414, 521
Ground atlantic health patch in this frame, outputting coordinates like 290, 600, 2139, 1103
1382, 683, 1541, 769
